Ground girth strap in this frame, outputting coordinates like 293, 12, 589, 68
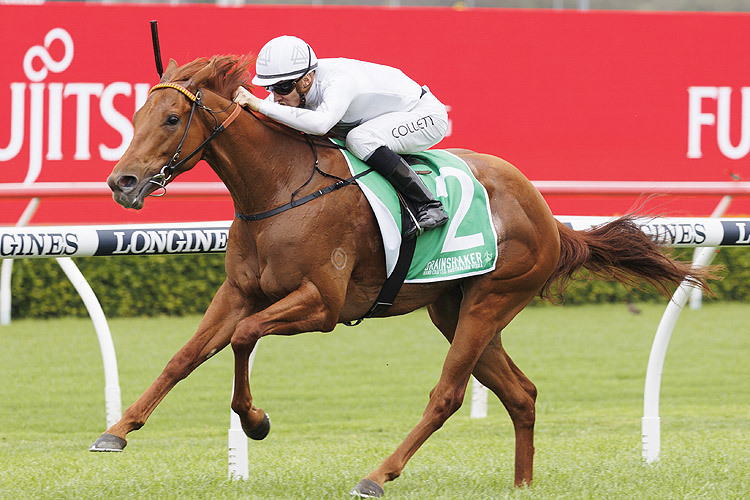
344, 201, 418, 326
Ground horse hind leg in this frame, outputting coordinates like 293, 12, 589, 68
351, 287, 534, 496
428, 287, 537, 487
472, 335, 537, 487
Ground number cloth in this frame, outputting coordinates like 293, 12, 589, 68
340, 148, 498, 283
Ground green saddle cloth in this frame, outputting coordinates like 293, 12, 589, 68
340, 148, 498, 283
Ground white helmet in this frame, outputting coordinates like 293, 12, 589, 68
252, 35, 318, 86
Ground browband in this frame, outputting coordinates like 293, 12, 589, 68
150, 83, 198, 102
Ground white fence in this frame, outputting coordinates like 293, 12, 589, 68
2, 215, 748, 475
3, 217, 750, 261
3, 178, 750, 476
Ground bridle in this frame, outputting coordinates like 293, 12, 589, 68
146, 83, 242, 196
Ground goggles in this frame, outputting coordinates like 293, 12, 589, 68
265, 78, 299, 96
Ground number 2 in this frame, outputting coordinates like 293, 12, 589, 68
434, 166, 485, 253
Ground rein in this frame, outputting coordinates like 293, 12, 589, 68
149, 82, 372, 220
233, 127, 373, 220
234, 168, 372, 221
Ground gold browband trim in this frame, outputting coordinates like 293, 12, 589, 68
149, 83, 197, 102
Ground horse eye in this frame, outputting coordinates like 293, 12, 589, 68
165, 114, 180, 126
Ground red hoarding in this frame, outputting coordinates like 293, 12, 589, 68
2, 4, 750, 224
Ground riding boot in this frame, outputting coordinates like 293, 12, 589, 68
365, 146, 449, 239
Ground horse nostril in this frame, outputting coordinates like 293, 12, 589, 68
117, 175, 138, 191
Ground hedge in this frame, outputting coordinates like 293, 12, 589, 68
6, 247, 750, 319
9, 254, 227, 319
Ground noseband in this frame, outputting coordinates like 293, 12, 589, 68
147, 83, 242, 195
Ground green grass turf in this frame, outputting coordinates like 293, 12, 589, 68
0, 303, 748, 499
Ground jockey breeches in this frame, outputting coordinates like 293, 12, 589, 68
345, 89, 449, 161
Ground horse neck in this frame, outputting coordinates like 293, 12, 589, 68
200, 92, 319, 217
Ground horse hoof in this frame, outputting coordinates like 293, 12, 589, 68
350, 478, 384, 498
243, 412, 271, 440
89, 433, 127, 452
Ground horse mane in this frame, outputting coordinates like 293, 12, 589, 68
170, 54, 255, 100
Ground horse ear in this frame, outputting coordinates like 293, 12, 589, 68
186, 58, 217, 92
160, 59, 179, 83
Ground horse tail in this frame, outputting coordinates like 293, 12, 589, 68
540, 215, 716, 300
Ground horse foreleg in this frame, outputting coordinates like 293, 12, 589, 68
230, 280, 340, 439
89, 280, 250, 451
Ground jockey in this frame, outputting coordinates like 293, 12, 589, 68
234, 35, 449, 239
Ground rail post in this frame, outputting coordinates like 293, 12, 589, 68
228, 346, 258, 480
641, 245, 719, 463
1, 198, 39, 325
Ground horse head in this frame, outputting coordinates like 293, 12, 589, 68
107, 55, 252, 209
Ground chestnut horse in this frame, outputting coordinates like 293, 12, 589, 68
94, 55, 709, 497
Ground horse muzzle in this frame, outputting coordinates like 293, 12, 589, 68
107, 172, 151, 209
